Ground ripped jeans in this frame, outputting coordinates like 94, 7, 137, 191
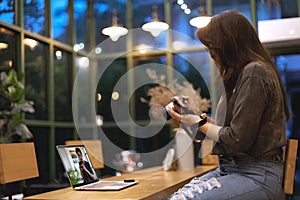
169, 156, 284, 200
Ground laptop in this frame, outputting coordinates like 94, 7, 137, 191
56, 144, 138, 191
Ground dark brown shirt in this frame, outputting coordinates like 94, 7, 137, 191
213, 62, 287, 157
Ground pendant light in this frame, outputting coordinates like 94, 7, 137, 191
189, 1, 211, 28
102, 10, 128, 42
142, 5, 169, 37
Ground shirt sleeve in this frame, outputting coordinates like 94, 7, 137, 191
218, 73, 269, 155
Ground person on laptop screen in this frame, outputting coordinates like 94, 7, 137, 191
76, 147, 96, 183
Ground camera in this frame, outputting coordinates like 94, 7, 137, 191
162, 96, 189, 120
162, 96, 206, 143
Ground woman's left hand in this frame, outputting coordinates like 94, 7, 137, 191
167, 108, 182, 122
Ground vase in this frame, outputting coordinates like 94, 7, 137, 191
175, 128, 195, 170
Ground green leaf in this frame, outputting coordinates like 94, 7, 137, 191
11, 113, 23, 126
6, 69, 17, 85
8, 85, 25, 102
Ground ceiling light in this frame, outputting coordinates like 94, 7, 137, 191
190, 6, 211, 28
73, 42, 85, 52
184, 8, 191, 15
102, 10, 128, 42
55, 50, 63, 60
142, 5, 169, 37
177, 0, 184, 5
190, 16, 211, 28
181, 4, 187, 10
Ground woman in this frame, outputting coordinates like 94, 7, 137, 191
167, 10, 290, 200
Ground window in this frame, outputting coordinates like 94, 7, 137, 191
0, 27, 18, 71
132, 0, 167, 50
133, 55, 167, 121
171, 0, 203, 45
97, 58, 127, 121
25, 38, 49, 120
257, 0, 299, 20
51, 0, 69, 44
0, 0, 15, 25
94, 0, 126, 44
54, 48, 73, 121
275, 54, 300, 139
24, 0, 46, 36
74, 0, 87, 49
173, 52, 211, 100
213, 0, 251, 21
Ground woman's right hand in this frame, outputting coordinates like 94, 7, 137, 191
201, 113, 215, 124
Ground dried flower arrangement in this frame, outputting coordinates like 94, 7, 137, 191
140, 68, 211, 126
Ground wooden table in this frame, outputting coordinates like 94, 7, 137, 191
24, 165, 217, 200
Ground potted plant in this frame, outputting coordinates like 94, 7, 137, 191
0, 69, 38, 184
0, 69, 35, 143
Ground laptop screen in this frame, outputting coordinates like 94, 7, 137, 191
57, 145, 99, 187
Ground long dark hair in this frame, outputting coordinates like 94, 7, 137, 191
196, 10, 290, 119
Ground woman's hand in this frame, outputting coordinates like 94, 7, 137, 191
167, 108, 207, 126
168, 107, 221, 141
200, 113, 215, 124
167, 107, 182, 122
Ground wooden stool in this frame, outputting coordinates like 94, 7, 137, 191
283, 139, 298, 199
